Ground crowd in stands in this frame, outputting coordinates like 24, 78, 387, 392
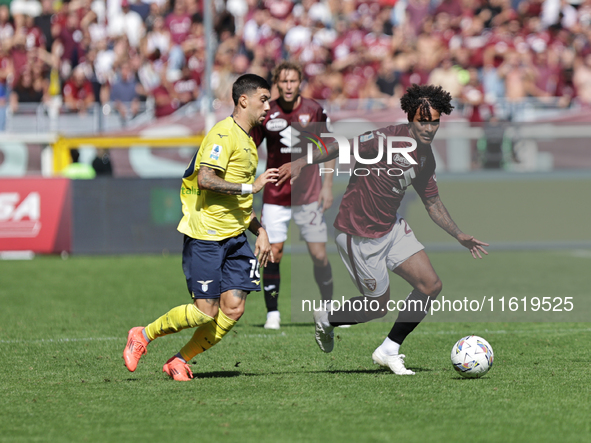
0, 0, 590, 127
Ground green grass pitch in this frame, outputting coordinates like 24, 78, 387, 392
1, 251, 590, 442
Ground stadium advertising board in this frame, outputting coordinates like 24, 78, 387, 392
0, 178, 71, 254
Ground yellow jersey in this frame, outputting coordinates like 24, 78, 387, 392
178, 116, 258, 241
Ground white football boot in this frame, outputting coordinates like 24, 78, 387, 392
372, 347, 415, 375
313, 310, 334, 353
264, 311, 281, 330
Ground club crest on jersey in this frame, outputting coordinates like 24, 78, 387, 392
392, 153, 411, 167
198, 280, 214, 292
266, 118, 288, 131
364, 278, 377, 292
270, 111, 280, 119
299, 114, 311, 127
210, 144, 221, 160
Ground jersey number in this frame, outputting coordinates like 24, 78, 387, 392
249, 259, 260, 279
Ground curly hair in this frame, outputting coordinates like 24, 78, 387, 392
272, 61, 303, 84
400, 84, 454, 122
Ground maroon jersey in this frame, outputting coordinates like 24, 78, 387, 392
251, 97, 328, 206
334, 124, 439, 239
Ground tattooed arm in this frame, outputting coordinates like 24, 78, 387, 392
198, 166, 279, 194
423, 195, 489, 259
423, 195, 463, 238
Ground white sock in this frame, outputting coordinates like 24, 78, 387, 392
379, 337, 400, 356
316, 309, 332, 329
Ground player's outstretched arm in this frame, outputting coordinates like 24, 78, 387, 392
276, 140, 340, 186
198, 166, 278, 195
248, 215, 274, 267
253, 168, 280, 194
423, 195, 489, 259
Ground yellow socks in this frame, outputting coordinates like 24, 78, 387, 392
179, 309, 237, 362
144, 304, 214, 341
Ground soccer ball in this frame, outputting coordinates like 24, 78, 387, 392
451, 335, 494, 378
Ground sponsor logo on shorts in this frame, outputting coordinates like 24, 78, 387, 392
252, 280, 260, 285
364, 278, 377, 292
198, 280, 214, 292
210, 144, 222, 160
266, 118, 288, 131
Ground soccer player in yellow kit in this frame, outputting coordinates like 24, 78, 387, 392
123, 74, 279, 381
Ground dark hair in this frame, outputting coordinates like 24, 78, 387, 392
232, 74, 270, 105
400, 84, 454, 121
272, 61, 303, 84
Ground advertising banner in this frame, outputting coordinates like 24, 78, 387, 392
0, 178, 71, 253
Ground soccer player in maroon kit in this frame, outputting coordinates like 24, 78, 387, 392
281, 84, 489, 374
251, 61, 336, 329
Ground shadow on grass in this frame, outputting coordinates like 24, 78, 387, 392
450, 375, 491, 380
194, 371, 241, 379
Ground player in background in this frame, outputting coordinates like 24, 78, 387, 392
251, 61, 336, 330
123, 74, 279, 381
280, 84, 489, 374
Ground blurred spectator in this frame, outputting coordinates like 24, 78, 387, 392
173, 66, 198, 106
61, 149, 96, 179
428, 56, 463, 99
33, 0, 54, 51
92, 148, 113, 176
0, 78, 6, 130
63, 65, 95, 113
57, 11, 86, 74
108, 0, 145, 48
144, 15, 171, 57
110, 61, 140, 122
130, 0, 151, 22
152, 71, 179, 118
166, 0, 191, 45
0, 0, 590, 125
166, 0, 191, 71
9, 68, 46, 112
573, 54, 591, 106
460, 68, 494, 122
0, 5, 14, 49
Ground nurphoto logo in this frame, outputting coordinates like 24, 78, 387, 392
305, 132, 418, 177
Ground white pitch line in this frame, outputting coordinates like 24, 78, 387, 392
0, 328, 590, 345
0, 337, 121, 344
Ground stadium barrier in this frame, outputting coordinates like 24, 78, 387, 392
51, 134, 204, 174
